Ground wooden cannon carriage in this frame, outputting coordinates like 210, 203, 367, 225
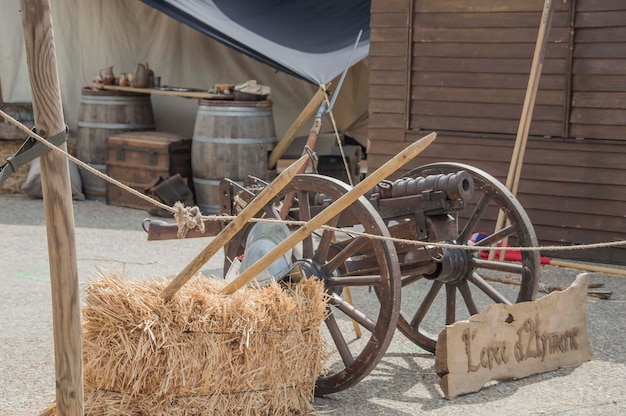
147, 100, 540, 396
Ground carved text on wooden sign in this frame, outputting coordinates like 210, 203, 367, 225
435, 273, 592, 399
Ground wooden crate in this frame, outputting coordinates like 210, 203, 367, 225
106, 131, 192, 210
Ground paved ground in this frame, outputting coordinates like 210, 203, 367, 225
1, 194, 624, 415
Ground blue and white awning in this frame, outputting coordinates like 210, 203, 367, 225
141, 0, 370, 84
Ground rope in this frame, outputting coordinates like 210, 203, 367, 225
173, 202, 205, 238
320, 85, 355, 187
225, 216, 626, 253
3, 109, 626, 253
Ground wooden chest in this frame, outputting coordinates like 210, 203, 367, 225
106, 131, 192, 210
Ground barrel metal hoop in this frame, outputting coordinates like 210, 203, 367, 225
196, 107, 273, 117
80, 97, 151, 105
192, 136, 276, 145
77, 121, 155, 130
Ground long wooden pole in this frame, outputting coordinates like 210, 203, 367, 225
20, 1, 83, 414
491, 0, 555, 260
548, 259, 626, 277
160, 155, 309, 301
221, 132, 437, 295
268, 88, 326, 169
509, 0, 555, 197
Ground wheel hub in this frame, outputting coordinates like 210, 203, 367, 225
425, 246, 470, 284
293, 259, 342, 295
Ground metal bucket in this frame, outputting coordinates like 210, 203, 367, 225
226, 222, 293, 287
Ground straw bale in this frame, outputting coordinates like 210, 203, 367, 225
74, 272, 328, 415
0, 140, 29, 194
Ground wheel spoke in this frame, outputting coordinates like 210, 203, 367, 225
325, 275, 383, 287
468, 271, 512, 305
458, 279, 479, 315
297, 189, 314, 258
410, 280, 443, 328
313, 216, 340, 264
474, 224, 516, 248
322, 236, 369, 274
330, 293, 376, 332
325, 311, 355, 367
401, 273, 424, 287
471, 258, 524, 274
458, 193, 491, 244
445, 284, 456, 325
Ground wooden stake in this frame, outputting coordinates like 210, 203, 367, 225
221, 132, 437, 295
21, 1, 83, 414
548, 259, 626, 277
343, 287, 362, 338
160, 155, 309, 301
491, 0, 555, 260
268, 88, 326, 169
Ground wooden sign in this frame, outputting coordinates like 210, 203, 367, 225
435, 273, 592, 399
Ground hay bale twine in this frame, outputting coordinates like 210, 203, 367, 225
76, 272, 328, 415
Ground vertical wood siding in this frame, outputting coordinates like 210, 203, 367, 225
368, 0, 626, 264
570, 0, 626, 140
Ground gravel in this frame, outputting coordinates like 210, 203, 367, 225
1, 194, 624, 415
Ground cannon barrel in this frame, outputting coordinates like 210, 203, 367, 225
376, 170, 474, 201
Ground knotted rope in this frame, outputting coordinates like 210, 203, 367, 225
173, 202, 205, 238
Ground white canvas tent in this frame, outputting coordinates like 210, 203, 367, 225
0, 0, 369, 150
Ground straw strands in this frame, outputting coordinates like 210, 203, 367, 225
0, 140, 29, 194
47, 271, 329, 415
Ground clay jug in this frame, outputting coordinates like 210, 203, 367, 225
118, 72, 128, 87
100, 66, 115, 85
133, 63, 149, 88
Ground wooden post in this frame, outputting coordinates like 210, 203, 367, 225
20, 1, 83, 414
221, 132, 437, 295
268, 87, 326, 169
491, 0, 555, 260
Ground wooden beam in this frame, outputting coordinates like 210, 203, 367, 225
268, 87, 326, 169
21, 1, 83, 414
95, 84, 231, 100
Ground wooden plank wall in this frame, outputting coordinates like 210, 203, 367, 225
368, 0, 626, 264
570, 0, 626, 140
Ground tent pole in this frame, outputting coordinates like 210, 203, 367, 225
268, 87, 326, 170
21, 1, 83, 414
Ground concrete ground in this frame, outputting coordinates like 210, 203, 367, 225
1, 194, 624, 415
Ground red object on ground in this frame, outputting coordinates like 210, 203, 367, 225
470, 232, 551, 264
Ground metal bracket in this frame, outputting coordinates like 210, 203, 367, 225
0, 126, 68, 186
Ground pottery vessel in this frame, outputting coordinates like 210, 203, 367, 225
133, 63, 149, 88
100, 66, 115, 85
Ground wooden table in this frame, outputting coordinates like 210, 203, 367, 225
93, 84, 233, 100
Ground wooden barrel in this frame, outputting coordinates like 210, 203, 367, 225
79, 163, 107, 202
192, 100, 276, 213
76, 88, 155, 200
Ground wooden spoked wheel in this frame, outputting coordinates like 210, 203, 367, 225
396, 163, 540, 353
225, 174, 401, 395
